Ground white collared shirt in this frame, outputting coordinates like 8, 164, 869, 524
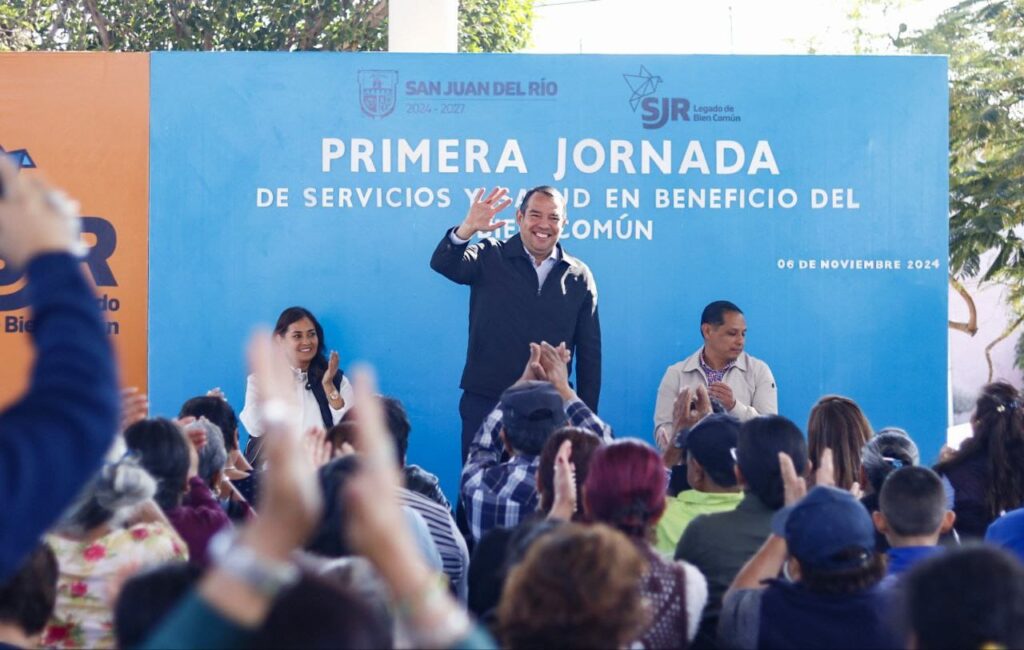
239, 369, 354, 438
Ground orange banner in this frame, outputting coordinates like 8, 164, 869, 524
0, 53, 149, 408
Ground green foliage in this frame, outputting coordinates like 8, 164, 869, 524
0, 0, 534, 53
902, 0, 1024, 284
459, 0, 534, 53
901, 1, 1024, 373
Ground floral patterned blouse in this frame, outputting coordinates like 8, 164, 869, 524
43, 522, 188, 649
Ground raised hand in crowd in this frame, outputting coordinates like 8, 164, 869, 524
454, 186, 513, 240
141, 331, 322, 644
0, 159, 125, 584
658, 384, 713, 452
538, 341, 574, 399
303, 426, 334, 469
779, 450, 809, 507
518, 341, 571, 384
517, 343, 547, 382
547, 439, 577, 521
674, 385, 712, 433
119, 387, 149, 432
343, 367, 478, 648
0, 156, 79, 268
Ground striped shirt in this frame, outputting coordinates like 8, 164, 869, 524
397, 487, 470, 600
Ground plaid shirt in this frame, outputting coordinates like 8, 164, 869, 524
461, 397, 613, 542
699, 351, 735, 385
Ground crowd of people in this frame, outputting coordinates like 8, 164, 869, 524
3, 161, 1024, 650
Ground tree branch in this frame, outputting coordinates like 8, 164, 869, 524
948, 274, 979, 336
366, 0, 388, 28
167, 0, 193, 42
82, 0, 111, 49
985, 313, 1024, 382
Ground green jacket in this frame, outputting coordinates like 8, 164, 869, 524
655, 490, 743, 555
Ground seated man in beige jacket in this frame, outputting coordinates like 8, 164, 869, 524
654, 301, 777, 449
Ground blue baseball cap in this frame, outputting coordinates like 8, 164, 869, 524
772, 485, 875, 571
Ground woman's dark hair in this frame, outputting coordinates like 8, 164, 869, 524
0, 544, 59, 637
862, 427, 919, 494
798, 550, 886, 595
253, 572, 391, 650
900, 546, 1024, 650
123, 418, 191, 512
937, 382, 1024, 519
737, 415, 808, 510
273, 306, 335, 388
179, 396, 239, 452
114, 563, 202, 648
807, 395, 873, 491
305, 456, 361, 558
536, 427, 604, 516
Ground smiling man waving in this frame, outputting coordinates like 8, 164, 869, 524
431, 186, 601, 462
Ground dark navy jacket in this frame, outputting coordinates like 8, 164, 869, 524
430, 228, 601, 409
0, 253, 119, 580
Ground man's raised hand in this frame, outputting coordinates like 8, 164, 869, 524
455, 187, 512, 240
671, 384, 712, 435
518, 342, 547, 383
539, 341, 572, 398
778, 452, 808, 506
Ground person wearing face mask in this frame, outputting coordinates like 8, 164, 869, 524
430, 186, 602, 463
240, 306, 353, 464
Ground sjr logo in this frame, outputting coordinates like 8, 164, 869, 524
640, 97, 691, 129
623, 66, 691, 129
0, 216, 117, 311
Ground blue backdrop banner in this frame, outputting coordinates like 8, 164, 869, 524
149, 53, 948, 501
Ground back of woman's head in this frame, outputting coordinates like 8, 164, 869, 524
123, 418, 190, 512
179, 396, 239, 451
807, 395, 873, 490
862, 427, 920, 494
955, 382, 1024, 517
0, 544, 59, 637
305, 456, 361, 558
498, 523, 648, 650
252, 572, 391, 650
583, 439, 666, 538
55, 455, 157, 536
114, 563, 202, 648
188, 418, 227, 487
537, 427, 604, 516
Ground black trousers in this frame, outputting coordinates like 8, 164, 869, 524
459, 390, 500, 462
